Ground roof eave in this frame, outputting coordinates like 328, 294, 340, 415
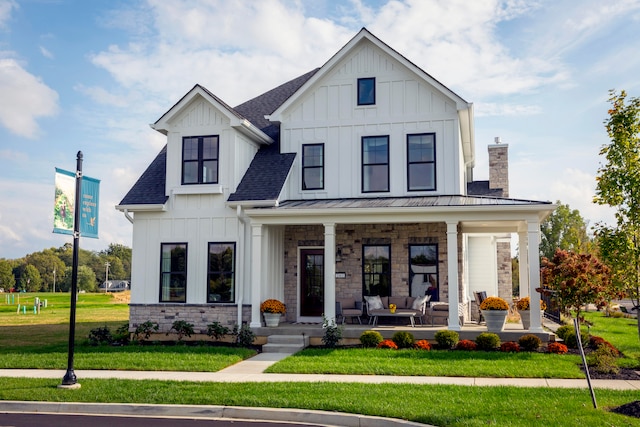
115, 204, 167, 212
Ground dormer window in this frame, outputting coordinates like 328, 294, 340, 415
182, 135, 219, 184
357, 77, 375, 106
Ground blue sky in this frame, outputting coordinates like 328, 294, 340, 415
1, 0, 639, 259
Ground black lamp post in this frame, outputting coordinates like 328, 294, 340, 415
61, 151, 82, 388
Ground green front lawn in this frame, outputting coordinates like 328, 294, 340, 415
266, 348, 586, 378
0, 378, 637, 427
582, 311, 640, 368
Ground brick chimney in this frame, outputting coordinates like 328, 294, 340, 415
488, 137, 509, 197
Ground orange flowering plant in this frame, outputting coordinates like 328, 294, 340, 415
260, 299, 286, 314
479, 296, 509, 311
516, 296, 547, 311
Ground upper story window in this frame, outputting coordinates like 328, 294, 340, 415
357, 77, 375, 106
182, 135, 219, 184
159, 243, 187, 303
362, 135, 389, 193
302, 144, 324, 190
208, 242, 235, 303
407, 133, 436, 191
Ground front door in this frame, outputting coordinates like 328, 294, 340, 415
300, 249, 324, 317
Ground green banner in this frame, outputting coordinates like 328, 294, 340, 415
53, 168, 100, 239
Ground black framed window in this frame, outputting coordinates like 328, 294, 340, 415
362, 135, 389, 192
302, 144, 324, 190
182, 135, 219, 184
407, 133, 436, 191
159, 243, 187, 303
357, 77, 375, 105
363, 245, 391, 297
409, 244, 439, 301
208, 242, 235, 303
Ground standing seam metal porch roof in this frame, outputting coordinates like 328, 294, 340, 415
255, 196, 553, 210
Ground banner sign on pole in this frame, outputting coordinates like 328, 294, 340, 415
53, 168, 100, 239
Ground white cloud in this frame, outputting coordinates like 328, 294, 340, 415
476, 102, 542, 117
0, 0, 17, 30
39, 46, 53, 59
0, 58, 59, 138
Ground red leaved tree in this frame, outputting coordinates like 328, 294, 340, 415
540, 249, 620, 321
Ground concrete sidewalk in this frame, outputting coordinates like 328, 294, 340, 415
1, 352, 639, 390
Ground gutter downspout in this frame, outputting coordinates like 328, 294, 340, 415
123, 209, 133, 224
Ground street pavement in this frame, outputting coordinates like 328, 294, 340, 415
1, 352, 639, 426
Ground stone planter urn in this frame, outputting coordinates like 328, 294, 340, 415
520, 310, 544, 330
263, 312, 282, 327
481, 310, 507, 332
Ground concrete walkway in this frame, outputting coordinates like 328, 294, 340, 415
1, 353, 639, 426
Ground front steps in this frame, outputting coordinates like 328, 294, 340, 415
262, 334, 309, 353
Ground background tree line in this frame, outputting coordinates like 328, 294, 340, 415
0, 243, 131, 293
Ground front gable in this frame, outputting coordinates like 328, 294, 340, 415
268, 28, 474, 200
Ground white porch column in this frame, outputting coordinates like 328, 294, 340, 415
250, 224, 263, 328
324, 223, 337, 323
527, 221, 543, 332
518, 231, 529, 298
446, 221, 461, 331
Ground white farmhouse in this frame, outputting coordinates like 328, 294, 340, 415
117, 28, 554, 334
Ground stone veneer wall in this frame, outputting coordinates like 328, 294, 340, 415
488, 143, 509, 197
283, 222, 465, 322
129, 304, 251, 334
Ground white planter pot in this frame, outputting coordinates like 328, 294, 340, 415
263, 312, 282, 327
481, 310, 507, 332
520, 310, 544, 330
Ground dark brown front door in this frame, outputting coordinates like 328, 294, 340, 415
300, 249, 324, 317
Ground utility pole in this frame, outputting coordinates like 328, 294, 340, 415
104, 261, 110, 292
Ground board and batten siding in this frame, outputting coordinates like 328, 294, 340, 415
278, 39, 464, 200
465, 235, 498, 300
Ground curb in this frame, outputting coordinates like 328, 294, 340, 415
0, 401, 431, 427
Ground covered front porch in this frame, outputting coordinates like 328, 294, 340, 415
243, 196, 555, 333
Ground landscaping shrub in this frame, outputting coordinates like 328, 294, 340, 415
134, 320, 159, 341
518, 334, 542, 351
547, 342, 568, 354
392, 331, 415, 349
555, 324, 573, 341
321, 316, 343, 348
588, 344, 620, 374
233, 323, 256, 347
88, 325, 113, 346
206, 321, 231, 341
434, 330, 459, 349
589, 335, 619, 356
609, 310, 626, 318
359, 330, 383, 348
500, 341, 520, 353
113, 323, 131, 345
377, 339, 398, 349
475, 332, 500, 351
563, 329, 589, 349
414, 340, 431, 350
167, 320, 195, 341
455, 339, 477, 351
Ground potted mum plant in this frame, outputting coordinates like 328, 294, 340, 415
479, 296, 509, 332
260, 299, 286, 327
516, 296, 547, 330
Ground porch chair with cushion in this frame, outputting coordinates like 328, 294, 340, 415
473, 291, 487, 324
427, 302, 449, 326
336, 298, 363, 324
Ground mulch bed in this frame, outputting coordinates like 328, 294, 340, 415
612, 401, 640, 419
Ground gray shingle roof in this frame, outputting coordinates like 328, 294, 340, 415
118, 69, 319, 207
467, 180, 504, 197
118, 145, 168, 206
